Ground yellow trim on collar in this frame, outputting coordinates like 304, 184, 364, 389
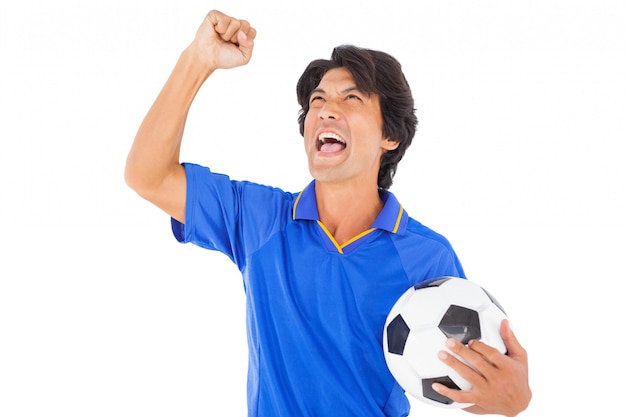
317, 221, 378, 254
317, 221, 343, 254
392, 205, 404, 234
292, 190, 304, 220
342, 228, 377, 248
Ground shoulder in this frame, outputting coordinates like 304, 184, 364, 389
389, 215, 465, 282
391, 214, 460, 262
403, 216, 455, 249
235, 180, 299, 203
184, 162, 299, 203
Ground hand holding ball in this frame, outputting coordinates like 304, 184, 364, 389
383, 277, 508, 408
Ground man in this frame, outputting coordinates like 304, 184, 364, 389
125, 9, 531, 417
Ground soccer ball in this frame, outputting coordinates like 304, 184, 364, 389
383, 277, 508, 409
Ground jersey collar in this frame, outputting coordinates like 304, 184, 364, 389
292, 180, 408, 235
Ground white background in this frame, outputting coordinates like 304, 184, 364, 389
1, 1, 625, 415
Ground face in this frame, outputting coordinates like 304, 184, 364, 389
303, 67, 399, 188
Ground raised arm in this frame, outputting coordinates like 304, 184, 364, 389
124, 10, 256, 223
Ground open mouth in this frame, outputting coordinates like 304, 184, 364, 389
317, 132, 346, 153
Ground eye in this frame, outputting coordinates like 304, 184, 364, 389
309, 95, 325, 106
346, 94, 362, 101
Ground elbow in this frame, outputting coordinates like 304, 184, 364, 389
124, 160, 139, 192
124, 158, 150, 197
124, 157, 183, 203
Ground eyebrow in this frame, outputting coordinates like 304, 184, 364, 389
310, 86, 361, 96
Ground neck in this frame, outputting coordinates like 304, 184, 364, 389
314, 180, 384, 245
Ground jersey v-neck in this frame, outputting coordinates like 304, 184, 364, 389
292, 180, 408, 254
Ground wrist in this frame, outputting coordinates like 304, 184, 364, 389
179, 45, 217, 82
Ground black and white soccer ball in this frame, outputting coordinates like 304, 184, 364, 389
383, 277, 508, 409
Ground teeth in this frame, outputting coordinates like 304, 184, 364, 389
318, 132, 345, 144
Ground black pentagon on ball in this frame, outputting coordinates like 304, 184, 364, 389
481, 286, 507, 316
438, 304, 481, 344
387, 314, 410, 355
422, 376, 460, 405
414, 276, 452, 290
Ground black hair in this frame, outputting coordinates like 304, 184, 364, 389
296, 45, 418, 190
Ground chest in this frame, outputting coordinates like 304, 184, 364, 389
244, 224, 413, 338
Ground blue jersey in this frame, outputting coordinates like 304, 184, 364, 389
172, 163, 465, 417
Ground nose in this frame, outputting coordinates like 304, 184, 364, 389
318, 100, 340, 120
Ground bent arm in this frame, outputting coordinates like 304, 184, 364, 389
124, 10, 256, 223
124, 49, 210, 222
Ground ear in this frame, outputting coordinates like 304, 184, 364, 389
381, 137, 400, 151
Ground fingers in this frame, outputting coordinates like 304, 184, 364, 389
207, 10, 256, 44
438, 339, 489, 384
500, 319, 528, 362
441, 320, 526, 375
436, 325, 532, 416
236, 28, 255, 62
431, 381, 473, 406
194, 10, 256, 70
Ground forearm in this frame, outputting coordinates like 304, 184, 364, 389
125, 47, 214, 195
125, 10, 255, 221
